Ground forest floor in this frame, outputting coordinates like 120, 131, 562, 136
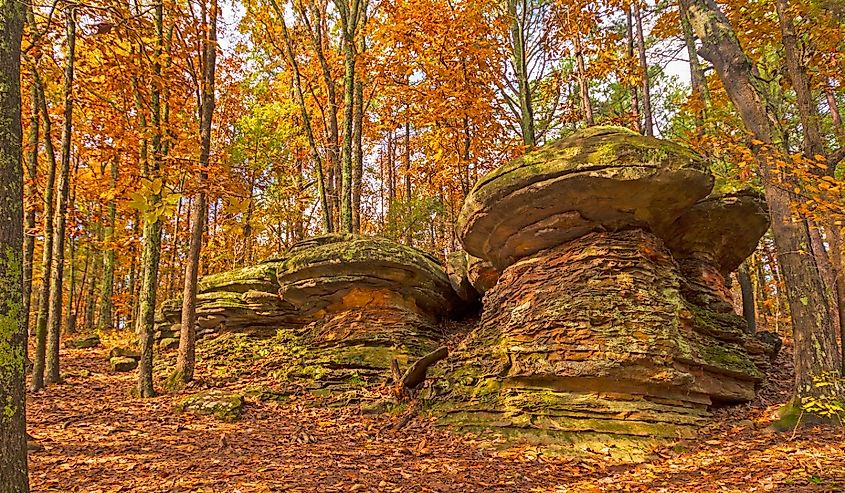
26, 333, 845, 493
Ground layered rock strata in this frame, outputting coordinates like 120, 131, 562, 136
440, 126, 773, 460
157, 234, 459, 385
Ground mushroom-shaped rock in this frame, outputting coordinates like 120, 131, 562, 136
159, 234, 461, 388
662, 189, 769, 315
458, 126, 714, 269
440, 130, 771, 462
663, 190, 769, 276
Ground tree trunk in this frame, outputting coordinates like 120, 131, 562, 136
825, 85, 844, 145
775, 0, 825, 158
633, 0, 653, 136
737, 261, 756, 333
137, 0, 165, 398
679, 0, 710, 132
45, 5, 77, 385
84, 227, 101, 330
626, 7, 640, 132
682, 0, 844, 420
351, 35, 365, 233
30, 70, 57, 391
336, 0, 361, 234
508, 0, 536, 146
573, 34, 593, 126
64, 234, 76, 335
0, 0, 29, 486
99, 156, 117, 329
177, 0, 217, 385
271, 0, 331, 232
23, 67, 38, 350
829, 225, 845, 368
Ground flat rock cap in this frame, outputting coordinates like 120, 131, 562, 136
662, 190, 770, 274
458, 126, 714, 268
276, 234, 460, 319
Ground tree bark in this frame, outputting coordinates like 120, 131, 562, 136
573, 34, 593, 126
351, 10, 365, 233
271, 0, 331, 232
23, 65, 38, 349
336, 0, 362, 234
45, 5, 77, 384
679, 0, 710, 132
737, 262, 756, 333
825, 85, 845, 145
633, 0, 653, 136
0, 0, 29, 486
137, 0, 165, 398
625, 7, 640, 131
775, 0, 825, 158
177, 0, 217, 385
508, 0, 536, 146
98, 156, 117, 329
30, 70, 56, 391
682, 0, 844, 418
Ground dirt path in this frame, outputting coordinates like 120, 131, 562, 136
27, 345, 844, 492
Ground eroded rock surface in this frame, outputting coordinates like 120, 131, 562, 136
157, 234, 460, 387
441, 126, 772, 460
457, 126, 713, 269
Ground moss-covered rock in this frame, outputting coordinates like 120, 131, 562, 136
662, 190, 769, 275
439, 230, 769, 460
177, 390, 245, 422
109, 356, 138, 372
458, 126, 713, 269
64, 335, 100, 349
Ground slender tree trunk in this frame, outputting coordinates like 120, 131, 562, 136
23, 69, 38, 351
0, 0, 28, 486
30, 72, 56, 391
84, 227, 101, 330
775, 0, 825, 158
680, 0, 710, 132
45, 6, 77, 384
626, 7, 640, 132
633, 0, 653, 136
270, 0, 331, 233
737, 262, 756, 333
825, 85, 845, 145
177, 0, 217, 385
508, 0, 536, 146
64, 234, 76, 334
683, 0, 844, 420
137, 0, 165, 398
573, 34, 593, 126
98, 157, 117, 329
296, 0, 339, 224
351, 41, 364, 233
829, 225, 845, 367
337, 0, 361, 234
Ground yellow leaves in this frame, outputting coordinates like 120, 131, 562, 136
128, 178, 181, 224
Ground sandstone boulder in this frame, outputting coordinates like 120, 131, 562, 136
446, 252, 480, 306
110, 356, 138, 372
466, 256, 500, 295
441, 127, 770, 461
457, 126, 713, 269
159, 234, 461, 388
177, 390, 244, 421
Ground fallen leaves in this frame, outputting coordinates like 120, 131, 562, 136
25, 344, 845, 492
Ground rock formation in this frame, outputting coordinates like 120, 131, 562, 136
439, 126, 773, 461
157, 234, 460, 386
